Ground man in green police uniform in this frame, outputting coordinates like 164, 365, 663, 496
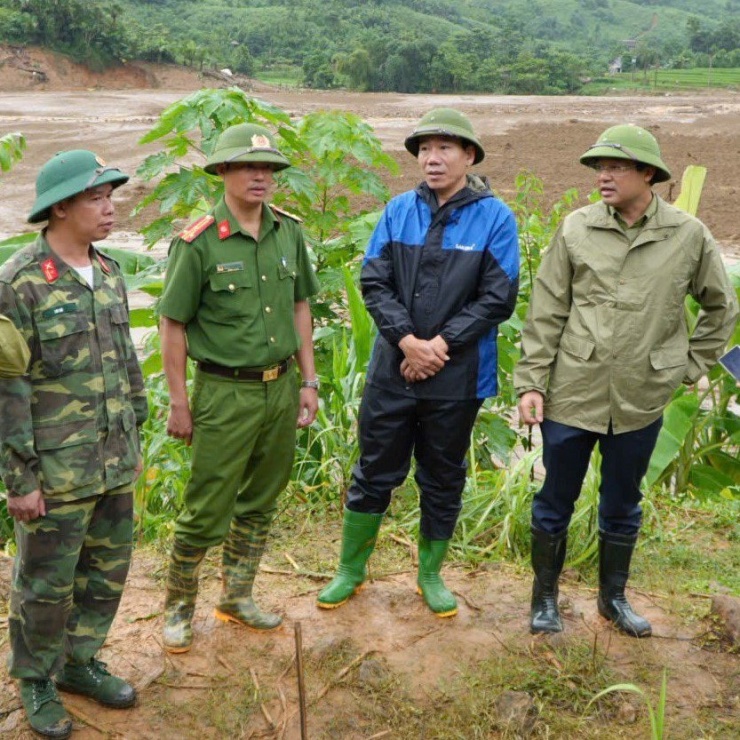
158, 123, 319, 653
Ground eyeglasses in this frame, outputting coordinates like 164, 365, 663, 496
591, 163, 637, 175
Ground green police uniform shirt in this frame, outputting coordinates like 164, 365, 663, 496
0, 234, 148, 500
159, 199, 319, 367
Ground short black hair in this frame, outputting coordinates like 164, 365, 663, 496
634, 161, 659, 185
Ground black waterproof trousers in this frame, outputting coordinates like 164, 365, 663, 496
346, 385, 482, 540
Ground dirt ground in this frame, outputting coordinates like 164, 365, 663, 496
1, 538, 738, 739
0, 49, 739, 739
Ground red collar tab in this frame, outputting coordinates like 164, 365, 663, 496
180, 214, 215, 243
40, 258, 59, 283
95, 252, 111, 274
218, 219, 231, 240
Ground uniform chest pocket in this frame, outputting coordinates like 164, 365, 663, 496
35, 312, 91, 377
278, 261, 297, 281
209, 270, 253, 293
108, 303, 132, 360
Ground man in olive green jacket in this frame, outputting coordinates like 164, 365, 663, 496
515, 124, 738, 638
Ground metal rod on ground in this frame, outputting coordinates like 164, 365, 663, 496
295, 621, 308, 740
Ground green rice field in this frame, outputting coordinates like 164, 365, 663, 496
583, 67, 740, 94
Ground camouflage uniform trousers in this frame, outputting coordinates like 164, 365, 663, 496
8, 485, 133, 679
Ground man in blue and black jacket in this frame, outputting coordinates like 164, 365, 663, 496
318, 108, 520, 617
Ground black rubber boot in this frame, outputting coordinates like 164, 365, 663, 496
530, 526, 567, 634
597, 530, 652, 638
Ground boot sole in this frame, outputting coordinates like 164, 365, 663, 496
213, 608, 283, 631
416, 586, 458, 618
163, 643, 192, 654
28, 721, 72, 740
597, 610, 652, 638
54, 683, 136, 709
530, 625, 563, 634
316, 583, 364, 609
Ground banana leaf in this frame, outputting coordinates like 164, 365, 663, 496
673, 165, 707, 216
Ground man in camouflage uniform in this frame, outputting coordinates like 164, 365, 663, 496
158, 123, 319, 653
0, 150, 147, 738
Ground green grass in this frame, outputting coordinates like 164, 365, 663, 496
583, 67, 740, 94
639, 497, 740, 600
254, 64, 303, 88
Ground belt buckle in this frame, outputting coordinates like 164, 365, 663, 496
262, 366, 280, 382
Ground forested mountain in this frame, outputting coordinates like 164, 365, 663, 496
1, 0, 738, 93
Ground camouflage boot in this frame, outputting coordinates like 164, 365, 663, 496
214, 519, 282, 630
162, 540, 207, 653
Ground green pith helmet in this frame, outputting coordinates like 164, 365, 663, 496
404, 108, 485, 164
204, 123, 291, 174
27, 150, 129, 224
580, 124, 671, 183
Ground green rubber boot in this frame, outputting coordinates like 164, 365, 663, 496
417, 536, 457, 618
317, 509, 384, 609
162, 540, 207, 653
214, 519, 282, 630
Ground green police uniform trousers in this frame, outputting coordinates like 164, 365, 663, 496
9, 486, 133, 679
174, 366, 299, 548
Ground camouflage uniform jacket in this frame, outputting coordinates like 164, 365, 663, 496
0, 234, 148, 501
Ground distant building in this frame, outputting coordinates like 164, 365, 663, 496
609, 56, 623, 74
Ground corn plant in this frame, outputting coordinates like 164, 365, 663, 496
134, 370, 193, 542
586, 668, 668, 739
291, 267, 375, 507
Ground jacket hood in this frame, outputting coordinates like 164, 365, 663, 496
416, 174, 493, 212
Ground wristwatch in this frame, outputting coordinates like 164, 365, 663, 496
301, 378, 320, 390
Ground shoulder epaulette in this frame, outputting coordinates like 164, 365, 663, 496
180, 215, 216, 243
0, 246, 37, 283
269, 204, 303, 224
95, 248, 121, 273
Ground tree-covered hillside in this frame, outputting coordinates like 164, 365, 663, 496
0, 0, 738, 92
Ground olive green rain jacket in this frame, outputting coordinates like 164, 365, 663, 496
0, 315, 30, 377
514, 197, 738, 434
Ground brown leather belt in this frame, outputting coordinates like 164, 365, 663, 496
198, 358, 293, 381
